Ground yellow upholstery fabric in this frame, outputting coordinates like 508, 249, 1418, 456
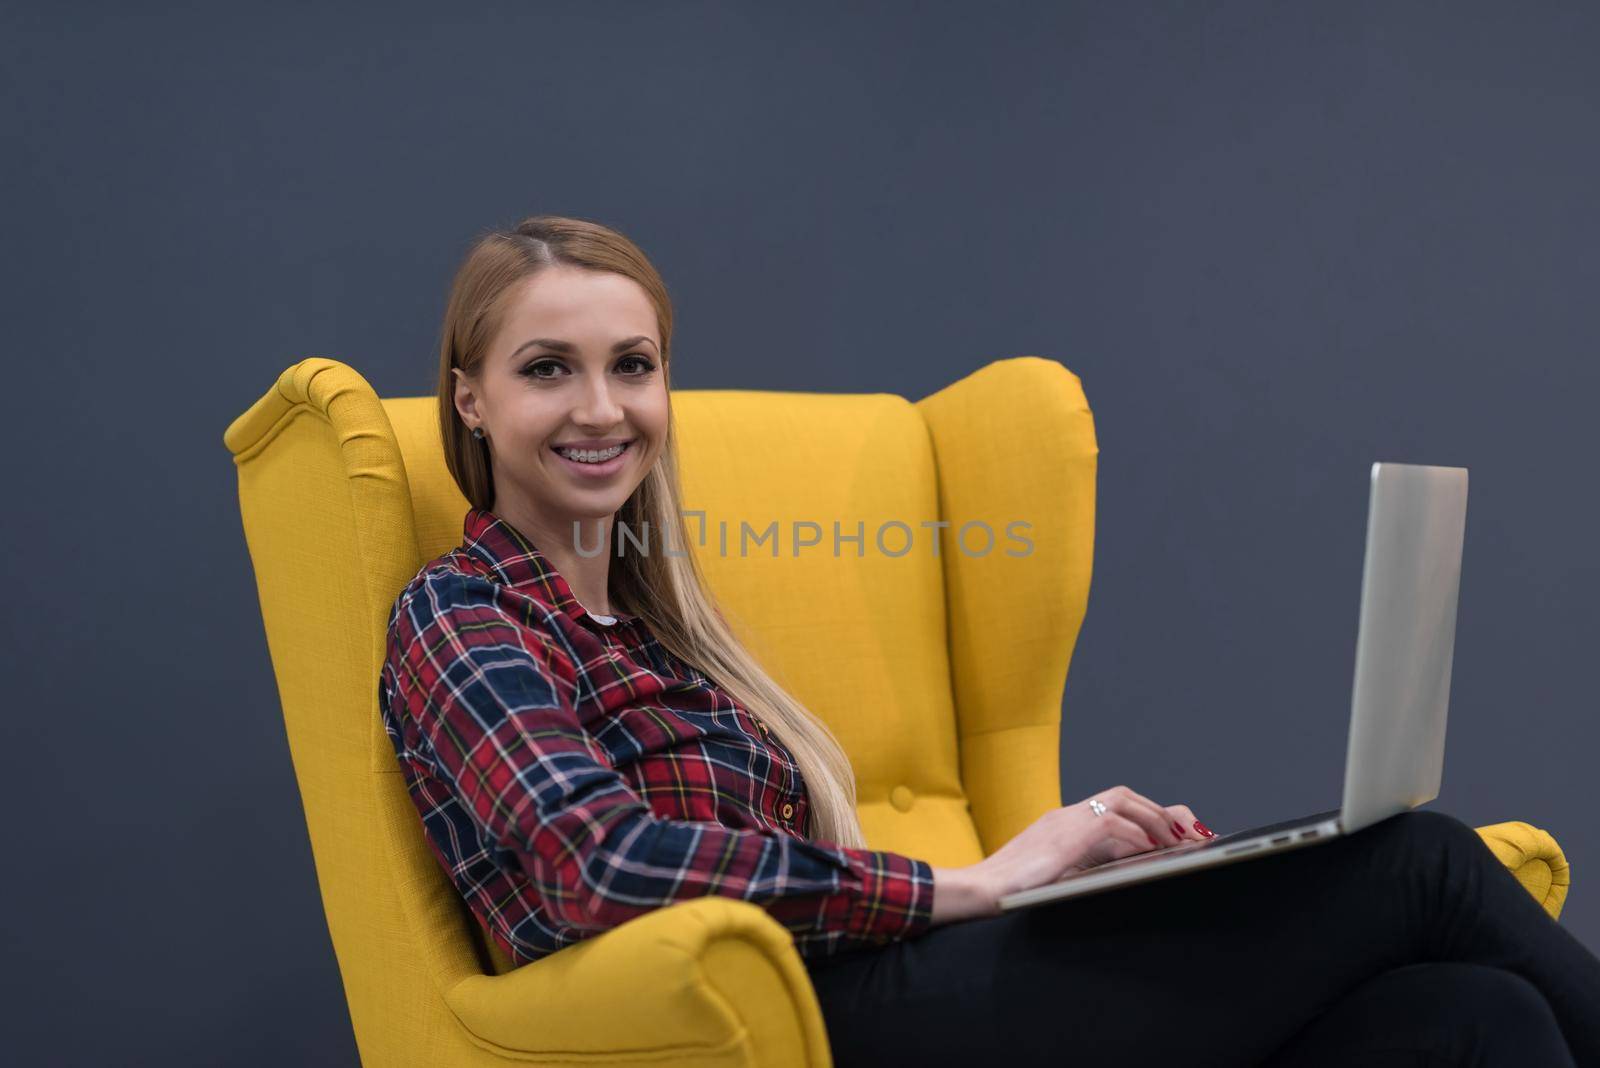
223, 355, 1571, 1066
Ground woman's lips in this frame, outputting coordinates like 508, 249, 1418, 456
551, 440, 634, 478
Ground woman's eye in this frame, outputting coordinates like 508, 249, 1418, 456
619, 355, 656, 374
522, 360, 563, 379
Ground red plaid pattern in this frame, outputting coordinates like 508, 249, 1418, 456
378, 507, 935, 965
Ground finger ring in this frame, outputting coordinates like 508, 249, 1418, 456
1089, 798, 1107, 816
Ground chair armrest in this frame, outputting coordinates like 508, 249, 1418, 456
1476, 821, 1571, 922
443, 897, 831, 1067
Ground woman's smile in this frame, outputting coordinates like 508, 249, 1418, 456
550, 438, 635, 478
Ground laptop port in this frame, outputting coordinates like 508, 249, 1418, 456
1271, 836, 1291, 845
1300, 830, 1320, 839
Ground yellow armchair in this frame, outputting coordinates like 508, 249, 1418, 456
223, 355, 1569, 1067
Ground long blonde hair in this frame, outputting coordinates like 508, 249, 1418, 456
436, 214, 870, 849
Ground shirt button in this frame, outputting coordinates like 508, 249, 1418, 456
781, 802, 794, 820
757, 721, 769, 735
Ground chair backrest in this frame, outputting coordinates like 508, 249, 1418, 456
223, 355, 1098, 1055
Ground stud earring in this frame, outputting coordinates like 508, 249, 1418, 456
471, 426, 485, 440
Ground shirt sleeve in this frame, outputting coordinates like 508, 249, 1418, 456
386, 569, 935, 954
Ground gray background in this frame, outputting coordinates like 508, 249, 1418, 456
5, 1, 1595, 1062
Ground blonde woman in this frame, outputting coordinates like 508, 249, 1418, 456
379, 215, 1600, 1067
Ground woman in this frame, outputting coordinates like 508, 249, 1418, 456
379, 214, 1600, 1067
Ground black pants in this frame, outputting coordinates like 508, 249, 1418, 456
803, 810, 1600, 1067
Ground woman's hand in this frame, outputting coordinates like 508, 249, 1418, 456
971, 785, 1215, 904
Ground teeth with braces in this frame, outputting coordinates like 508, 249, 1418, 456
557, 443, 626, 463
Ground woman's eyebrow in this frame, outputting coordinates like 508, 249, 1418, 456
511, 335, 656, 359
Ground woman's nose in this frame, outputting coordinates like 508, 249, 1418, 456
572, 376, 624, 425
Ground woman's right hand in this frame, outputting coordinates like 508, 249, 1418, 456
967, 785, 1213, 909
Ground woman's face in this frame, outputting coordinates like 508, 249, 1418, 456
454, 265, 669, 541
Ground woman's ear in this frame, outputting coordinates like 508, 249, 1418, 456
453, 367, 481, 428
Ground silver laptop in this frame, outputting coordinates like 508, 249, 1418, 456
998, 462, 1469, 912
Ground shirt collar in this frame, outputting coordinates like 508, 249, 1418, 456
461, 506, 639, 626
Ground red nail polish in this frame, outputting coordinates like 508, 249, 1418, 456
1171, 821, 1184, 838
1147, 833, 1158, 847
1194, 821, 1214, 838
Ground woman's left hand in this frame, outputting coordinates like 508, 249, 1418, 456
1070, 802, 1214, 872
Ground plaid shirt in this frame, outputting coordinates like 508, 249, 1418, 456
378, 506, 935, 966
